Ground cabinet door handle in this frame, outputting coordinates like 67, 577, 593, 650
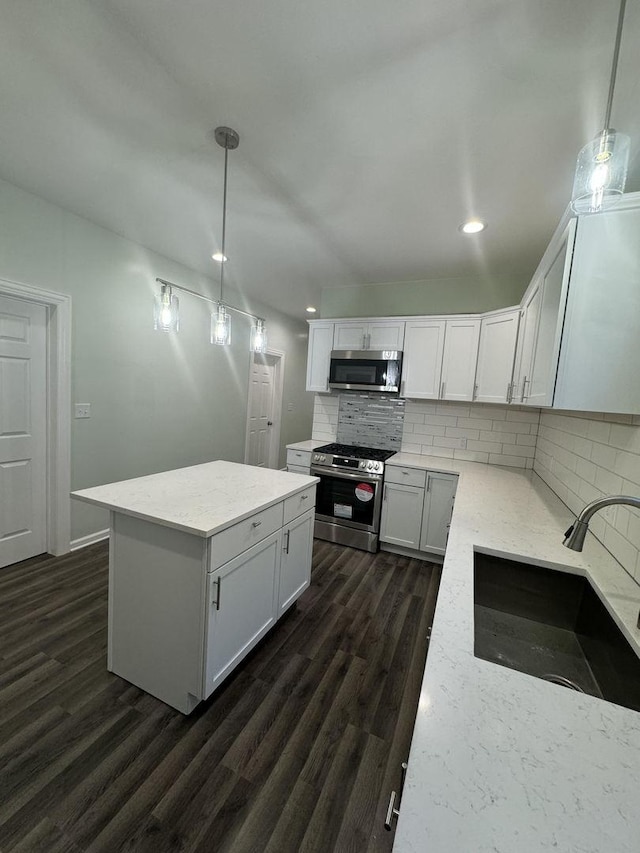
252, 520, 262, 528
384, 762, 408, 831
440, 381, 445, 399
520, 376, 530, 402
473, 383, 478, 401
283, 530, 290, 554
214, 577, 221, 611
506, 382, 512, 403
426, 474, 431, 492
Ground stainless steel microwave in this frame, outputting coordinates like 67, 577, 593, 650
328, 350, 403, 393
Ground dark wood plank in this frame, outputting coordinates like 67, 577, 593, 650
0, 540, 441, 853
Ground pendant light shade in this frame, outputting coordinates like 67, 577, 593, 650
250, 319, 267, 354
154, 284, 179, 332
571, 129, 630, 214
211, 303, 231, 346
571, 0, 629, 214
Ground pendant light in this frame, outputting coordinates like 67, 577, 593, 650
210, 127, 239, 346
153, 283, 179, 332
250, 318, 267, 354
154, 126, 267, 351
571, 0, 630, 214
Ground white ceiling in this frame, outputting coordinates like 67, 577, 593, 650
0, 0, 639, 317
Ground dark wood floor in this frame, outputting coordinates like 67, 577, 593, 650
0, 539, 441, 853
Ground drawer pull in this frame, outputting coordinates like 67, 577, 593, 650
402, 470, 409, 475
300, 494, 309, 500
252, 520, 262, 528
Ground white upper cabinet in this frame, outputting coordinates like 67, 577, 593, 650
440, 318, 481, 402
474, 309, 520, 404
333, 319, 405, 351
555, 204, 640, 414
527, 221, 575, 407
333, 321, 368, 350
402, 319, 446, 399
306, 321, 334, 392
512, 280, 542, 405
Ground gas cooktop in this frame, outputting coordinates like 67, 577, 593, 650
313, 443, 396, 462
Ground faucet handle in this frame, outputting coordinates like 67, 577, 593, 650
563, 523, 575, 542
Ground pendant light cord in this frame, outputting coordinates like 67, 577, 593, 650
603, 0, 627, 130
220, 136, 230, 305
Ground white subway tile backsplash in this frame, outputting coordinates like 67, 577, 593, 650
400, 401, 540, 470
534, 409, 640, 588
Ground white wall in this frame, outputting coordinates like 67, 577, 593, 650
0, 178, 313, 542
535, 411, 640, 584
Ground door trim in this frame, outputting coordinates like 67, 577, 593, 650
0, 277, 71, 556
244, 348, 285, 469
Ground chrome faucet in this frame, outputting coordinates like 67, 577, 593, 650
563, 494, 640, 551
563, 494, 640, 630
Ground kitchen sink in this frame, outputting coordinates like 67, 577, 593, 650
474, 552, 640, 712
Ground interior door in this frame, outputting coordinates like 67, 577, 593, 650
0, 296, 47, 568
246, 354, 276, 468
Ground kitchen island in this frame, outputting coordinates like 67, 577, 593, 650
387, 454, 640, 853
72, 461, 318, 713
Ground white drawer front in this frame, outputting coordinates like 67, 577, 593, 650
385, 466, 427, 488
283, 485, 316, 525
209, 502, 284, 571
286, 449, 312, 467
287, 464, 310, 475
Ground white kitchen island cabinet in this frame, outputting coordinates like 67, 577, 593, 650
73, 461, 318, 714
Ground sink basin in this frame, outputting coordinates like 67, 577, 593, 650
474, 552, 640, 712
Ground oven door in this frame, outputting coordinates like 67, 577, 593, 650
311, 466, 383, 532
328, 351, 402, 393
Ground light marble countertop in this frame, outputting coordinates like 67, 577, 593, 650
72, 461, 319, 538
389, 454, 640, 853
286, 440, 321, 452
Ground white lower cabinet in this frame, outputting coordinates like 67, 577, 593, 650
108, 485, 316, 715
279, 508, 314, 614
380, 482, 424, 549
380, 467, 458, 557
420, 472, 458, 555
205, 531, 281, 697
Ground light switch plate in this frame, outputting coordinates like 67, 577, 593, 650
75, 403, 91, 419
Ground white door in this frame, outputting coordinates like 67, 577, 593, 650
440, 319, 481, 402
278, 508, 314, 615
333, 322, 368, 350
380, 482, 424, 549
401, 320, 446, 399
204, 531, 281, 698
528, 221, 575, 406
512, 281, 542, 405
474, 309, 520, 404
0, 296, 47, 568
367, 321, 405, 350
420, 472, 458, 556
246, 354, 278, 468
306, 322, 334, 392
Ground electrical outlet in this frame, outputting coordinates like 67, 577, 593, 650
75, 403, 91, 419
287, 402, 294, 412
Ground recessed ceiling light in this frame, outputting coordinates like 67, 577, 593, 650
211, 252, 228, 263
306, 306, 317, 314
459, 220, 487, 234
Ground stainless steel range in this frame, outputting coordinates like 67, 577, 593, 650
311, 443, 397, 552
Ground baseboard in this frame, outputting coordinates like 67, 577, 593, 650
380, 542, 444, 563
70, 529, 109, 551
